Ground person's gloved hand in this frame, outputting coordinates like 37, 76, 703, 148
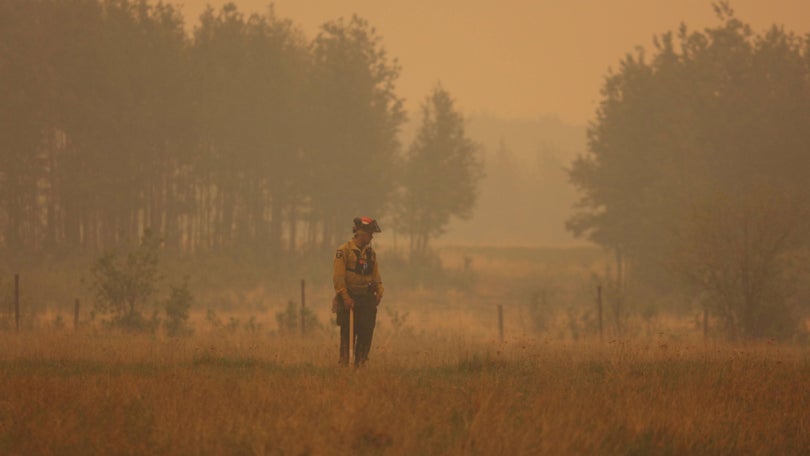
343, 295, 355, 310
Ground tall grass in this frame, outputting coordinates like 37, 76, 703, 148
1, 245, 807, 453
0, 328, 808, 455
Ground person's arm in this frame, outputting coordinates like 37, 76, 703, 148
333, 247, 354, 309
372, 256, 383, 305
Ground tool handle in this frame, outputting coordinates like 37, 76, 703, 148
349, 308, 355, 365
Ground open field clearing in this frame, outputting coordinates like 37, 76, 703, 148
1, 329, 808, 455
1, 245, 808, 454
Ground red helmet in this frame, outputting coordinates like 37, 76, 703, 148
353, 216, 381, 233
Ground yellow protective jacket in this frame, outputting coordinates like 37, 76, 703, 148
333, 238, 384, 302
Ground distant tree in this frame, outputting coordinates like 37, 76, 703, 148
671, 184, 809, 340
190, 4, 307, 255
0, 0, 190, 253
190, 4, 259, 251
245, 9, 309, 257
0, 0, 81, 251
90, 229, 161, 328
163, 277, 194, 336
489, 138, 521, 200
395, 86, 484, 258
304, 15, 405, 249
0, 1, 475, 275
567, 2, 810, 339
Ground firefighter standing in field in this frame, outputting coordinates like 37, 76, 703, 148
333, 216, 384, 366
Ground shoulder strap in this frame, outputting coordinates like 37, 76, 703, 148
346, 245, 374, 275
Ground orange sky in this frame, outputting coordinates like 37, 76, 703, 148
178, 1, 810, 125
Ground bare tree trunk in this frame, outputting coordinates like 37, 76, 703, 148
287, 202, 298, 253
269, 189, 284, 256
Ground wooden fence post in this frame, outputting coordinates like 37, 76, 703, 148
14, 273, 20, 332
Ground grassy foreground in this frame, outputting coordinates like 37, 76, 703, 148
0, 329, 808, 455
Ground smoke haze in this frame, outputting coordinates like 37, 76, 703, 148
180, 0, 810, 124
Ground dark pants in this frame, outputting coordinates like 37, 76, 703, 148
337, 293, 377, 366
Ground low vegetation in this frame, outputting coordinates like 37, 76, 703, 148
0, 329, 808, 454
0, 242, 807, 454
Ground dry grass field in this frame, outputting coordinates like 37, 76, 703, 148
1, 328, 809, 454
1, 246, 809, 454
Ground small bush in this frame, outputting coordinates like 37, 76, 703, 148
89, 230, 161, 330
275, 300, 321, 334
164, 279, 193, 336
206, 308, 223, 329
107, 311, 160, 334
384, 306, 410, 334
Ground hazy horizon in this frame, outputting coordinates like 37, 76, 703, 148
178, 0, 810, 125
4, 0, 810, 251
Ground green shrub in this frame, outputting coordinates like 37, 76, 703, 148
164, 279, 193, 336
275, 300, 321, 334
89, 229, 160, 323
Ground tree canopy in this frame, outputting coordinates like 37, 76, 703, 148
395, 86, 483, 258
567, 2, 810, 339
0, 0, 425, 261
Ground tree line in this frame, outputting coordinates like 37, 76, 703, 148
568, 3, 810, 340
0, 0, 481, 261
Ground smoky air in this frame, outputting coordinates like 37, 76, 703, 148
0, 1, 809, 454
